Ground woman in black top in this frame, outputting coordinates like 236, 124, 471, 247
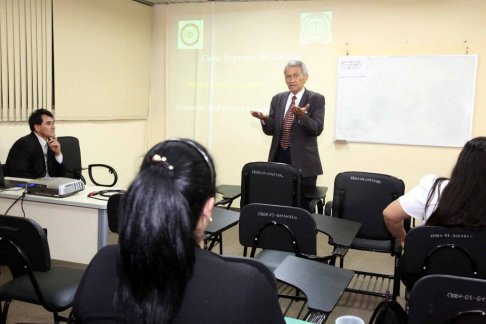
73, 139, 285, 324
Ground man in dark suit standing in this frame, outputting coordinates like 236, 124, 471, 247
5, 109, 66, 179
251, 60, 324, 189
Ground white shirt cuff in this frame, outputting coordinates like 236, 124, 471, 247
55, 154, 63, 164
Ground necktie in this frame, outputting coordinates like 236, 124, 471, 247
44, 143, 49, 177
280, 96, 296, 150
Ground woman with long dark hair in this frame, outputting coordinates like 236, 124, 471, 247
73, 139, 285, 324
383, 136, 486, 247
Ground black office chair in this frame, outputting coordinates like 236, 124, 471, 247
0, 162, 6, 189
0, 215, 85, 324
57, 136, 118, 187
240, 203, 337, 271
324, 171, 408, 300
239, 203, 352, 321
408, 275, 486, 324
0, 164, 6, 178
400, 226, 486, 301
241, 162, 323, 214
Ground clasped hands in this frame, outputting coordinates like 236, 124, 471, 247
250, 104, 310, 120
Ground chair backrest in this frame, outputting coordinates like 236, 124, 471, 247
402, 226, 486, 286
2, 161, 12, 177
240, 162, 301, 209
57, 136, 83, 180
239, 203, 317, 255
331, 171, 406, 240
408, 275, 486, 324
107, 193, 123, 234
0, 215, 51, 277
0, 161, 5, 188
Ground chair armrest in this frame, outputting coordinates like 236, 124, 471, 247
308, 198, 324, 214
393, 239, 403, 255
299, 252, 338, 264
88, 164, 118, 187
332, 245, 349, 258
324, 201, 332, 216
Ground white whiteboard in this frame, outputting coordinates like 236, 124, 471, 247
335, 55, 477, 147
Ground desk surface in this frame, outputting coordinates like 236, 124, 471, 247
216, 184, 328, 199
216, 185, 241, 200
0, 182, 115, 264
312, 215, 361, 247
0, 183, 114, 210
275, 256, 354, 313
302, 186, 328, 199
205, 207, 239, 234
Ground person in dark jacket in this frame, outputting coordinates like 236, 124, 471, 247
73, 139, 285, 324
5, 109, 65, 178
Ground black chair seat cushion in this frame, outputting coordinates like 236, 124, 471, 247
0, 265, 84, 310
350, 238, 401, 253
256, 250, 294, 272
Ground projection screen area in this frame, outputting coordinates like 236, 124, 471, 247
163, 2, 334, 182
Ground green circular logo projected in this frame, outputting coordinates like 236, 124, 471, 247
300, 13, 332, 44
180, 23, 201, 47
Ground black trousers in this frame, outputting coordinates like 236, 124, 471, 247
274, 145, 292, 165
274, 145, 317, 211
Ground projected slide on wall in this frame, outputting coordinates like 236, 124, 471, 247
165, 3, 334, 174
171, 10, 332, 110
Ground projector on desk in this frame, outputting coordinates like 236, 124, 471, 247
27, 177, 85, 198
4, 177, 30, 189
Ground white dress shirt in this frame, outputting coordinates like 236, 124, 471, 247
283, 88, 305, 116
261, 88, 306, 126
399, 174, 449, 221
34, 133, 63, 177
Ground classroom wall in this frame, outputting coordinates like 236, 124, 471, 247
0, 0, 152, 188
2, 0, 485, 193
54, 0, 151, 121
150, 0, 486, 198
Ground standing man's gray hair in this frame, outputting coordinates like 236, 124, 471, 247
284, 60, 308, 76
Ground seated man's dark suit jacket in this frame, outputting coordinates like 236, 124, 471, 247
5, 132, 66, 178
262, 89, 325, 178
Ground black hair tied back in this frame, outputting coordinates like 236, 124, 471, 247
116, 139, 216, 324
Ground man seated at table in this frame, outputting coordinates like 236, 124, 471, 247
5, 109, 66, 179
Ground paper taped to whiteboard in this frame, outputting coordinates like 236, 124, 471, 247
338, 57, 368, 77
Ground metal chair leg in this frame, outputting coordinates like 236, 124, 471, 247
317, 200, 323, 214
219, 235, 223, 255
392, 254, 402, 300
1, 300, 11, 324
53, 312, 69, 323
67, 309, 76, 324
